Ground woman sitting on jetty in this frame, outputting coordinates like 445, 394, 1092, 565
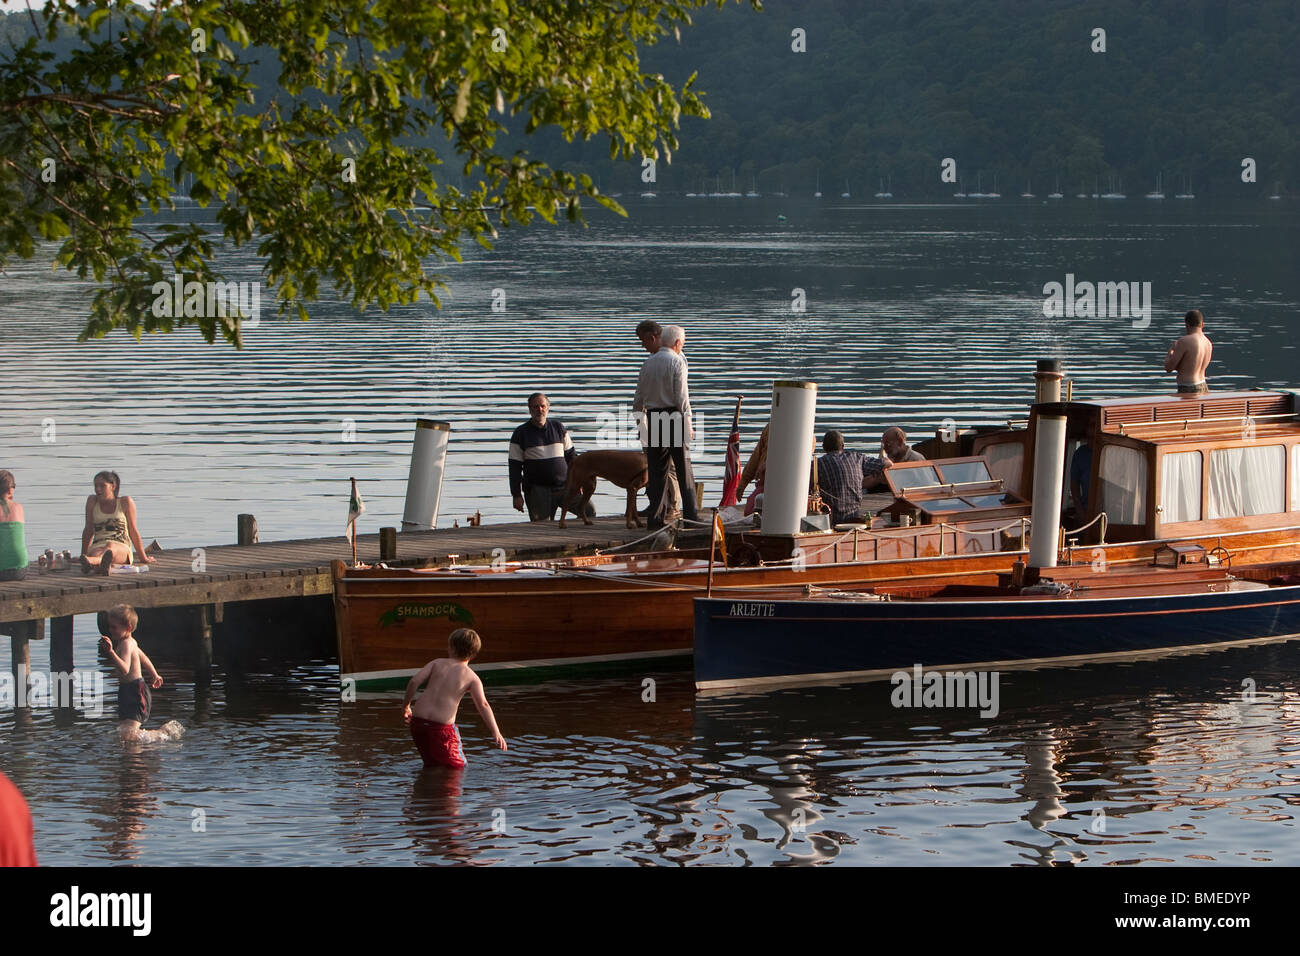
0, 470, 28, 581
80, 471, 155, 575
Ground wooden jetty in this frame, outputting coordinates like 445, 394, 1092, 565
0, 516, 663, 697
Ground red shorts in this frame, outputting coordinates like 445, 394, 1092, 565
410, 716, 466, 769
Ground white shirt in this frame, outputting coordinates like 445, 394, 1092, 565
633, 347, 692, 434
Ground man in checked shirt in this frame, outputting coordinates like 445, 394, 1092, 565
817, 430, 890, 526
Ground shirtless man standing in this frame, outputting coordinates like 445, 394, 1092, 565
1165, 309, 1212, 394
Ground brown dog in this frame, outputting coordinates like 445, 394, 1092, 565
558, 450, 648, 529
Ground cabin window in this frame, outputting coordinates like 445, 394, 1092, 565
1098, 445, 1147, 524
1159, 451, 1202, 523
1207, 445, 1285, 519
983, 442, 1024, 496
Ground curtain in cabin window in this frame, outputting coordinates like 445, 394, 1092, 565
1207, 445, 1284, 519
984, 442, 1024, 497
1098, 445, 1147, 525
1159, 451, 1202, 523
1293, 445, 1300, 511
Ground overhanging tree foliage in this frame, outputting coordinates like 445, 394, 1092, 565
0, 0, 757, 345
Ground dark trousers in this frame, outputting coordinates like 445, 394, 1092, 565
643, 407, 699, 529
525, 484, 595, 522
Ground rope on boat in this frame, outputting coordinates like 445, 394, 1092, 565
593, 523, 678, 554
1061, 511, 1108, 543
950, 518, 1031, 539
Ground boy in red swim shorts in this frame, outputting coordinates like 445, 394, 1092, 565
402, 628, 506, 768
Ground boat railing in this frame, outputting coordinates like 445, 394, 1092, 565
771, 515, 1035, 564
1059, 511, 1108, 545
941, 517, 1037, 555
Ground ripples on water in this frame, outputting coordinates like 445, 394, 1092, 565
2, 200, 1296, 548
2, 200, 1298, 866
5, 641, 1298, 866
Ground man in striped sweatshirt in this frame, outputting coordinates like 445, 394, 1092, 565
509, 393, 593, 522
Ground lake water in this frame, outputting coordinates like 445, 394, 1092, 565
2, 198, 1299, 865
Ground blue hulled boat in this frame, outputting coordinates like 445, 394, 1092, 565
693, 566, 1300, 692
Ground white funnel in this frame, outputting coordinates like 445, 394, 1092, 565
761, 381, 817, 535
1029, 414, 1067, 569
402, 419, 451, 530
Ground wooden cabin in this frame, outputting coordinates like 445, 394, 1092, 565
1007, 390, 1300, 543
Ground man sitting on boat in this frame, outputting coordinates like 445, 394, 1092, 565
866, 427, 924, 491
882, 427, 925, 464
1165, 309, 1212, 394
509, 392, 595, 523
817, 430, 889, 526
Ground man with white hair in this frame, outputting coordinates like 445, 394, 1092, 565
665, 324, 687, 358
633, 324, 699, 530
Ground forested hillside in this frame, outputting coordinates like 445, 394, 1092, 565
547, 0, 1299, 198
4, 1, 1295, 199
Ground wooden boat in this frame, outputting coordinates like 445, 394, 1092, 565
693, 560, 1300, 692
333, 384, 1300, 688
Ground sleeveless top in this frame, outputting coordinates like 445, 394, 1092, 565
0, 503, 26, 572
90, 497, 134, 557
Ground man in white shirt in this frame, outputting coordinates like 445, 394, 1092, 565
633, 324, 699, 530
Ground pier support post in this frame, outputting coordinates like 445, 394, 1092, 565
237, 514, 259, 545
50, 616, 74, 707
10, 620, 36, 713
380, 527, 397, 562
194, 605, 214, 686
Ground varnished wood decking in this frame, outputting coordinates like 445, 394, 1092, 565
0, 518, 660, 626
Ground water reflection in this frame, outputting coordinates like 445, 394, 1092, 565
83, 746, 161, 863
4, 637, 1299, 865
404, 768, 476, 865
688, 640, 1300, 865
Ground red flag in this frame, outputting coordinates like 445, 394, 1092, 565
720, 397, 743, 507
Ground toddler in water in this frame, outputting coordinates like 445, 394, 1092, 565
402, 628, 506, 768
99, 604, 184, 743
